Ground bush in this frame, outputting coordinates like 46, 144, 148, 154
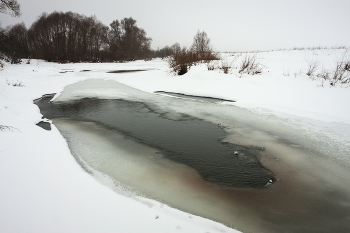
315, 56, 350, 87
167, 44, 197, 75
206, 60, 217, 71
239, 54, 264, 75
167, 31, 220, 75
330, 60, 350, 86
219, 59, 234, 74
305, 57, 320, 77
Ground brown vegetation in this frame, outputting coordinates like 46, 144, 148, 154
167, 31, 219, 75
315, 57, 350, 87
239, 54, 264, 75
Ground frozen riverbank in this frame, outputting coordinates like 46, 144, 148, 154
0, 60, 242, 233
41, 78, 350, 233
1, 49, 350, 232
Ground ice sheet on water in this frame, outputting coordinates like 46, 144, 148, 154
49, 78, 350, 233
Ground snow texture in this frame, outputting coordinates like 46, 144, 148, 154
1, 49, 349, 232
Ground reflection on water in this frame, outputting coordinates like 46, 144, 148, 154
34, 91, 350, 233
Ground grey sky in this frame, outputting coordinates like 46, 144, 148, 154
1, 0, 349, 52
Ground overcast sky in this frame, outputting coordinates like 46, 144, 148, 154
1, 0, 349, 51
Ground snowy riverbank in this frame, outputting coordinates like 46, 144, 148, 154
1, 49, 349, 232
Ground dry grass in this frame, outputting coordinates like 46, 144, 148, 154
313, 55, 350, 87
219, 59, 234, 74
239, 54, 264, 75
0, 125, 18, 131
305, 57, 320, 77
167, 46, 219, 75
206, 60, 217, 71
6, 79, 25, 87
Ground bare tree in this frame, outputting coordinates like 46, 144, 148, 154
27, 12, 109, 62
6, 22, 28, 63
108, 20, 122, 60
117, 17, 152, 61
0, 0, 21, 17
166, 31, 219, 75
3, 11, 152, 62
191, 30, 215, 61
192, 30, 211, 53
167, 43, 198, 75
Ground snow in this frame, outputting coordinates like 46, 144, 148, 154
1, 49, 349, 233
109, 49, 350, 124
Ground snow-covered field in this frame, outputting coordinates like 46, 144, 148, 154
1, 49, 349, 232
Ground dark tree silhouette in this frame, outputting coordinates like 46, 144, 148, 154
109, 17, 152, 61
0, 22, 28, 63
27, 12, 109, 62
152, 46, 173, 58
108, 20, 122, 60
1, 11, 153, 62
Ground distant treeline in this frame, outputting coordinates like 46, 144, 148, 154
0, 11, 174, 63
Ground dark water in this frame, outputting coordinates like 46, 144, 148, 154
34, 94, 274, 188
36, 121, 51, 130
107, 69, 150, 73
154, 91, 236, 103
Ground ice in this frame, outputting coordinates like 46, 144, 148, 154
51, 78, 350, 232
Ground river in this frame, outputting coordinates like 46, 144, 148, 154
34, 79, 350, 233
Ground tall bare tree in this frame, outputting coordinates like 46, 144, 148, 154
0, 22, 28, 63
109, 17, 152, 61
7, 22, 28, 60
27, 11, 109, 62
108, 20, 122, 60
191, 30, 214, 60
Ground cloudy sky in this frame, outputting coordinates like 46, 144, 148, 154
1, 0, 349, 52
